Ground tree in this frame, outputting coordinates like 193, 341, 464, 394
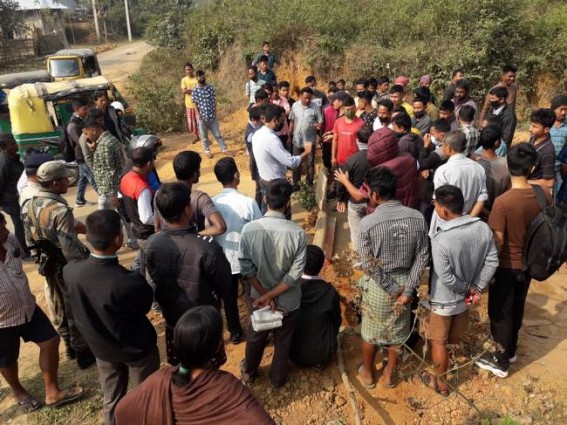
0, 0, 29, 41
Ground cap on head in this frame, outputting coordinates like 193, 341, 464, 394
330, 90, 350, 103
420, 75, 432, 85
110, 101, 124, 112
36, 161, 74, 183
394, 76, 410, 87
24, 153, 53, 170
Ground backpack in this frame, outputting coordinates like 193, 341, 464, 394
59, 115, 81, 162
523, 185, 567, 281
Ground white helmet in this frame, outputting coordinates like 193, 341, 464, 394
111, 101, 124, 112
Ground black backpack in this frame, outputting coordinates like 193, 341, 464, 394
523, 185, 567, 281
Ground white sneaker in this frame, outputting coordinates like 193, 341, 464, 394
475, 356, 509, 378
509, 355, 517, 364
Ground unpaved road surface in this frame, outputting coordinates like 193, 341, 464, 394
98, 40, 154, 90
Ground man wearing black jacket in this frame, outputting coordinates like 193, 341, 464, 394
146, 182, 231, 364
64, 210, 159, 425
485, 86, 517, 148
290, 245, 341, 368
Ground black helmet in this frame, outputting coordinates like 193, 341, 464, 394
128, 134, 162, 157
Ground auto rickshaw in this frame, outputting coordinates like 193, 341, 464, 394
7, 76, 135, 158
46, 49, 102, 81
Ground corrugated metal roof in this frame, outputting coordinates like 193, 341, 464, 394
16, 0, 68, 10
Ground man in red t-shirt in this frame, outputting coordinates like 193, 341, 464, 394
332, 96, 364, 167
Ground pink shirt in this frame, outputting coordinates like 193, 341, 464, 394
323, 105, 338, 136
271, 97, 290, 136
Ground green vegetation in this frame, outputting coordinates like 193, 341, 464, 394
131, 0, 567, 133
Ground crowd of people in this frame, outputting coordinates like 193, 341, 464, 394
0, 40, 566, 424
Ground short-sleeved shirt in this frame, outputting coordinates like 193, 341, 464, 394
360, 109, 377, 127
333, 116, 364, 166
529, 137, 555, 180
489, 187, 550, 269
323, 105, 338, 134
192, 84, 217, 121
477, 157, 510, 211
191, 190, 219, 232
0, 234, 36, 328
289, 102, 322, 147
181, 76, 198, 108
245, 79, 263, 104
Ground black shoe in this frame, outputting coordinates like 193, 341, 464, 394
475, 355, 509, 378
65, 343, 76, 360
76, 349, 96, 370
292, 184, 301, 192
230, 332, 244, 345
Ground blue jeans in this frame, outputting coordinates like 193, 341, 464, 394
1, 202, 29, 256
198, 118, 227, 152
76, 163, 98, 204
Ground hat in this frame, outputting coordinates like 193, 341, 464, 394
329, 90, 350, 103
420, 75, 432, 85
394, 76, 410, 87
111, 101, 124, 112
37, 161, 74, 183
24, 153, 53, 169
551, 94, 567, 111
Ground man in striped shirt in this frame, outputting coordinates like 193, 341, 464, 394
421, 185, 498, 396
0, 213, 83, 412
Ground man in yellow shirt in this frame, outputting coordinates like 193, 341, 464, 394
181, 63, 199, 142
390, 84, 414, 118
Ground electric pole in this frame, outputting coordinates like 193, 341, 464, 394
124, 0, 132, 42
92, 0, 101, 42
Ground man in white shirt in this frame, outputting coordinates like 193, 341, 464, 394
430, 131, 488, 237
212, 157, 262, 343
251, 104, 312, 216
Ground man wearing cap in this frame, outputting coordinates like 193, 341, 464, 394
21, 161, 94, 369
550, 94, 567, 197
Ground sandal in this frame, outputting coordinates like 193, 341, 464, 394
358, 365, 376, 389
46, 386, 84, 408
420, 371, 450, 397
18, 395, 41, 414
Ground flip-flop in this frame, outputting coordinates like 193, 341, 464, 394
18, 395, 41, 414
420, 372, 450, 397
46, 386, 84, 408
358, 365, 376, 389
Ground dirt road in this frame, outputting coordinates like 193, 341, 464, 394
98, 40, 154, 90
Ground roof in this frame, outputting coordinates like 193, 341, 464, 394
51, 48, 96, 58
15, 0, 68, 10
0, 70, 52, 89
9, 76, 110, 103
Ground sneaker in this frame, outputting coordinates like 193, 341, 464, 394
74, 200, 95, 208
125, 240, 139, 250
151, 302, 162, 312
475, 355, 509, 378
509, 354, 517, 364
205, 151, 213, 159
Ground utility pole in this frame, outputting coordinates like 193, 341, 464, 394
91, 0, 101, 42
124, 0, 132, 42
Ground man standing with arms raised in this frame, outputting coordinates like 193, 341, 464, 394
252, 104, 312, 216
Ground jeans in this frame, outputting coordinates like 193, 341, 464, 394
96, 346, 159, 425
1, 203, 29, 256
98, 194, 137, 243
488, 268, 532, 369
292, 145, 315, 185
347, 201, 367, 254
76, 163, 98, 204
198, 118, 227, 152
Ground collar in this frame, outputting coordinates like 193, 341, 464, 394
37, 190, 69, 205
301, 274, 324, 280
437, 215, 480, 232
375, 200, 402, 210
531, 136, 552, 149
90, 253, 118, 260
447, 153, 466, 162
220, 188, 238, 194
493, 105, 506, 115
165, 225, 198, 235
264, 211, 287, 219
